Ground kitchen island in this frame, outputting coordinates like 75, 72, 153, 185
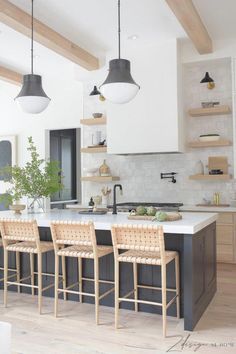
0, 210, 217, 331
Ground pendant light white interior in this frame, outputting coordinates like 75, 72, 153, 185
100, 0, 140, 104
15, 0, 50, 114
16, 96, 50, 114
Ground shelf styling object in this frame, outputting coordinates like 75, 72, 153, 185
208, 156, 228, 174
199, 134, 220, 142
101, 186, 111, 207
100, 0, 140, 103
83, 168, 98, 177
15, 0, 50, 114
99, 160, 111, 177
0, 137, 63, 213
93, 113, 103, 119
201, 101, 219, 108
200, 72, 215, 90
194, 160, 204, 175
9, 204, 26, 215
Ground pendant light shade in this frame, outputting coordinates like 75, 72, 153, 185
100, 0, 140, 104
89, 86, 101, 96
100, 59, 139, 104
200, 72, 214, 83
15, 0, 50, 114
200, 72, 215, 90
15, 74, 50, 114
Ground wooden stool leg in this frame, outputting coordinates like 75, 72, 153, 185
78, 257, 82, 303
161, 264, 167, 337
54, 254, 59, 317
4, 249, 8, 307
175, 254, 180, 319
30, 253, 34, 296
37, 253, 42, 314
94, 257, 99, 325
16, 251, 20, 293
133, 262, 138, 312
115, 260, 119, 329
61, 256, 67, 301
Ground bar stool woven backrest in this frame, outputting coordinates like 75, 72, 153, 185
111, 224, 165, 260
50, 220, 97, 253
0, 219, 40, 250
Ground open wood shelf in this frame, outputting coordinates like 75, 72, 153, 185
188, 139, 232, 148
188, 105, 231, 117
80, 117, 106, 125
81, 147, 107, 153
81, 176, 120, 182
189, 174, 231, 181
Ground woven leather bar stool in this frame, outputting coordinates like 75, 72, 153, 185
0, 219, 58, 314
111, 224, 180, 337
0, 237, 20, 294
50, 220, 114, 324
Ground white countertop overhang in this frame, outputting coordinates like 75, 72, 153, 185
0, 210, 218, 235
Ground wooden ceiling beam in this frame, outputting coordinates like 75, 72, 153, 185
166, 0, 213, 54
0, 65, 22, 85
0, 0, 99, 70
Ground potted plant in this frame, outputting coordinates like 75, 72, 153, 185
0, 137, 63, 213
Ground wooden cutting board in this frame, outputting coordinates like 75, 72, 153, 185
128, 213, 182, 222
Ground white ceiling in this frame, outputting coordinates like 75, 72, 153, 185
0, 0, 236, 76
8, 0, 187, 55
193, 0, 236, 40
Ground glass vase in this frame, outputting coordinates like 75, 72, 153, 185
27, 197, 45, 214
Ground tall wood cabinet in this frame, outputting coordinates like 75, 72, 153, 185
216, 213, 235, 263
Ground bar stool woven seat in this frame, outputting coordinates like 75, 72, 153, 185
51, 220, 114, 324
117, 249, 178, 265
111, 224, 180, 337
6, 241, 54, 254
57, 245, 113, 258
0, 218, 59, 314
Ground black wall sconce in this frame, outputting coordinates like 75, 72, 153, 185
160, 172, 177, 183
200, 72, 215, 90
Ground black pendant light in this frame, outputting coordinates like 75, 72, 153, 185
200, 72, 215, 89
100, 0, 140, 104
15, 0, 50, 114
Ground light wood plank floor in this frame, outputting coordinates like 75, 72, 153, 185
0, 263, 236, 354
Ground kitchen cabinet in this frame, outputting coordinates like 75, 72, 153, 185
216, 213, 235, 263
106, 39, 184, 154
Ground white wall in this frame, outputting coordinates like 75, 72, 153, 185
0, 75, 83, 162
0, 73, 83, 199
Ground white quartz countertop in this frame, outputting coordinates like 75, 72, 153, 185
0, 210, 218, 235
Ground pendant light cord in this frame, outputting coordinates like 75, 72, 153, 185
31, 0, 34, 75
118, 0, 121, 59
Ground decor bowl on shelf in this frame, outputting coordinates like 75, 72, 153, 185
9, 204, 26, 214
93, 113, 103, 119
199, 134, 220, 142
83, 168, 98, 176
